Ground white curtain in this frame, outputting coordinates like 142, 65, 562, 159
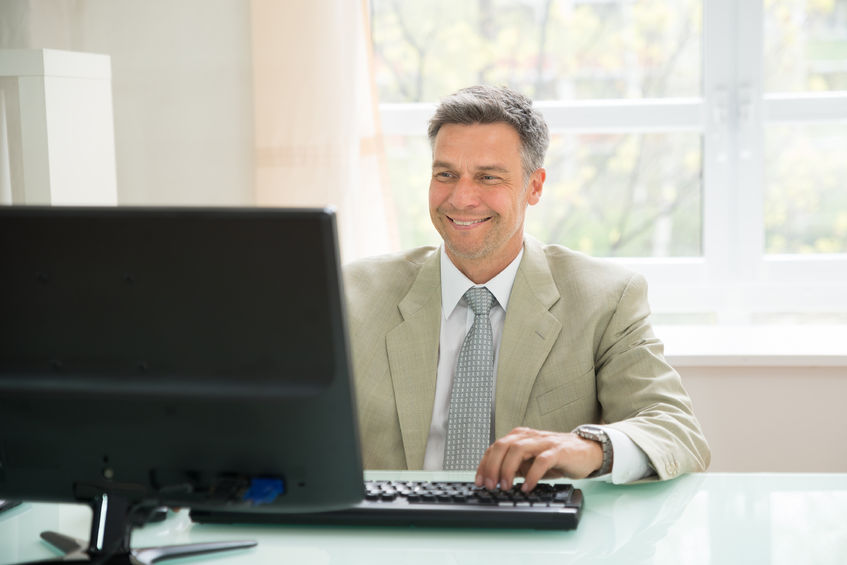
0, 0, 398, 261
250, 0, 398, 261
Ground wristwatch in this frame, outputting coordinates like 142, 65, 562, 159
574, 425, 613, 477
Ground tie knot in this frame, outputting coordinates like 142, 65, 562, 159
464, 286, 494, 317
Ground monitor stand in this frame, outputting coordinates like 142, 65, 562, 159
29, 493, 256, 564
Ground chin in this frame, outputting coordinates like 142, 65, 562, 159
445, 240, 493, 261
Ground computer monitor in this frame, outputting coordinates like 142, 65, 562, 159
0, 206, 363, 563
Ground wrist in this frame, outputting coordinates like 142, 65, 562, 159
574, 425, 613, 477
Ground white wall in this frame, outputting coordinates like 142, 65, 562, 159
0, 0, 255, 206
682, 365, 847, 473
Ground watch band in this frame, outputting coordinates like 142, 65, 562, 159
574, 425, 613, 477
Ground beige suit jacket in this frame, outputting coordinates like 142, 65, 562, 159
343, 237, 710, 481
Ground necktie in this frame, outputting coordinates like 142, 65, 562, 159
444, 286, 495, 470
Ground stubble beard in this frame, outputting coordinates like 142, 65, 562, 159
437, 211, 519, 263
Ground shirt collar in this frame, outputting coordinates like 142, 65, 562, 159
440, 245, 524, 320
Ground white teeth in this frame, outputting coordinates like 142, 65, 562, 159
452, 218, 487, 226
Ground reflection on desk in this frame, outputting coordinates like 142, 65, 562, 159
1, 472, 846, 565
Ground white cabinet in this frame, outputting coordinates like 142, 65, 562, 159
0, 48, 117, 205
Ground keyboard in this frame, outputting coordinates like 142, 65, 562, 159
190, 479, 583, 530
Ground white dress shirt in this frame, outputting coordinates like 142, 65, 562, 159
423, 246, 652, 484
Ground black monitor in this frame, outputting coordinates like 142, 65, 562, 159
0, 206, 363, 563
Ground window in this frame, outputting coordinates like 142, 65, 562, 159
371, 0, 847, 324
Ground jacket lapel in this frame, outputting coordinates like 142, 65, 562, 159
495, 238, 562, 438
385, 251, 441, 469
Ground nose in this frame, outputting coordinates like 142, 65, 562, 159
447, 175, 480, 209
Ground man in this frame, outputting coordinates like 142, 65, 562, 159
344, 85, 710, 490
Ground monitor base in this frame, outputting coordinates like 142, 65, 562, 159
24, 492, 256, 564
38, 530, 257, 564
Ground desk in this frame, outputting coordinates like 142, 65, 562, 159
2, 472, 846, 564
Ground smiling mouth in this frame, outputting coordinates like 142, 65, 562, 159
448, 216, 491, 226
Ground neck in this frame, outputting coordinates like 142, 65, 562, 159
446, 242, 522, 285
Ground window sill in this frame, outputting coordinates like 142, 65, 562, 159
655, 324, 847, 368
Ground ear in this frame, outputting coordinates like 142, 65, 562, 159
526, 168, 545, 206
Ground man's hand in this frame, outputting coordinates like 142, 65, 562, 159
474, 427, 604, 492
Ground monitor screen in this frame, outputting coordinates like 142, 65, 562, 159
0, 206, 363, 517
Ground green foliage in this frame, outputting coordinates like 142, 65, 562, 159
765, 124, 847, 254
371, 0, 701, 102
384, 136, 440, 249
526, 132, 702, 257
764, 0, 847, 92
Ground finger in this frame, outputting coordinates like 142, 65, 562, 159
476, 428, 533, 489
521, 448, 558, 492
516, 459, 534, 479
498, 437, 539, 491
476, 435, 512, 489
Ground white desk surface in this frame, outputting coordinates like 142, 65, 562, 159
2, 471, 846, 565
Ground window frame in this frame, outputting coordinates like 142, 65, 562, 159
376, 0, 847, 323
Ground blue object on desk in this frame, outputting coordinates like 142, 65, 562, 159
243, 478, 285, 505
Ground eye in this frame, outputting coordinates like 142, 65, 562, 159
434, 171, 455, 181
479, 174, 502, 184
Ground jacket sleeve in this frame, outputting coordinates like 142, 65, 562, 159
594, 273, 711, 480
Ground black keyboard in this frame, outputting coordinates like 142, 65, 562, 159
190, 479, 583, 530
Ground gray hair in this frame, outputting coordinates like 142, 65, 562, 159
427, 85, 550, 181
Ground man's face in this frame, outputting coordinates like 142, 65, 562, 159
429, 122, 544, 279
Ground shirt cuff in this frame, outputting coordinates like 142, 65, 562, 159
593, 426, 654, 484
